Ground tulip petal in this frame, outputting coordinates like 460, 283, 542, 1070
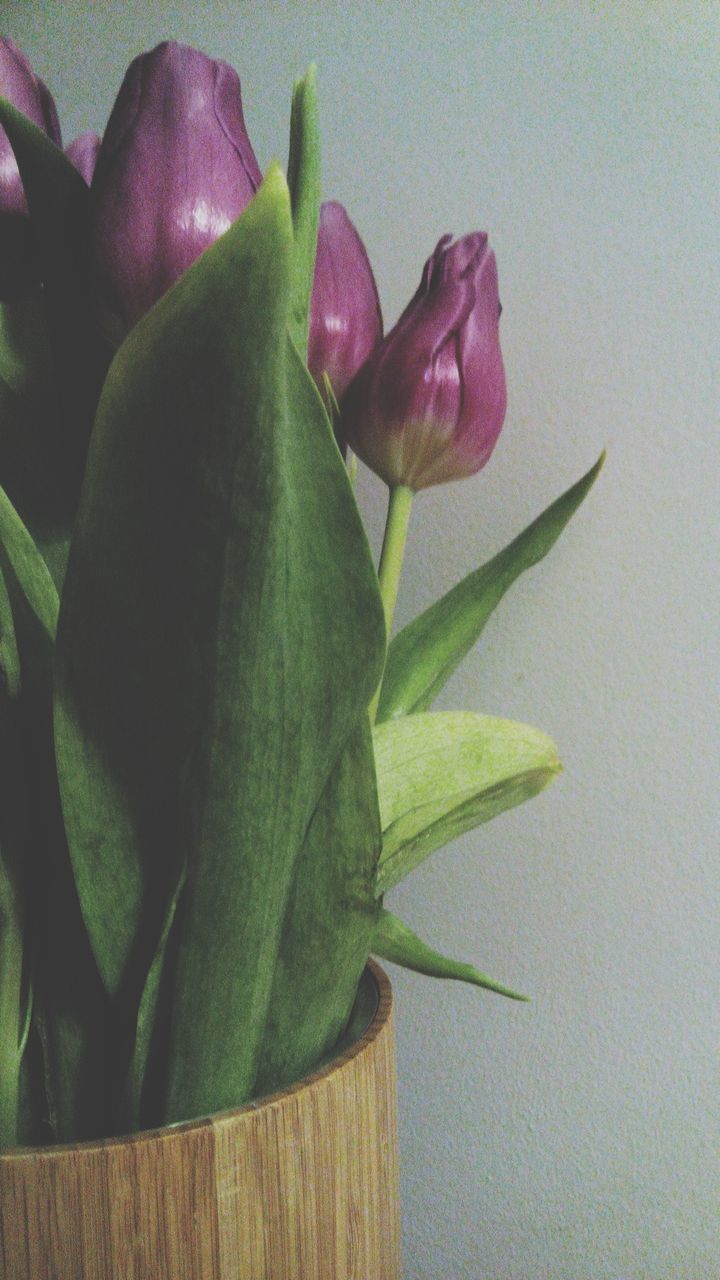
372, 909, 528, 1001
92, 42, 262, 346
341, 231, 505, 489
308, 201, 382, 405
373, 711, 561, 895
377, 453, 605, 720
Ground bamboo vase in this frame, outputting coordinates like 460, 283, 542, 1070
0, 960, 400, 1280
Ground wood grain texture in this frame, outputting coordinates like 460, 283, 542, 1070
0, 961, 400, 1279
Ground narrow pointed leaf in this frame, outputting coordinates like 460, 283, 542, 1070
377, 453, 605, 721
55, 166, 385, 1124
0, 557, 20, 699
0, 553, 108, 1143
374, 711, 561, 895
372, 909, 528, 1000
123, 866, 186, 1133
0, 485, 58, 643
286, 65, 320, 358
0, 570, 26, 1146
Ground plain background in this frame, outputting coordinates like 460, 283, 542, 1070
4, 3, 719, 1277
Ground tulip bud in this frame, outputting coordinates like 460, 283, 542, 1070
0, 37, 61, 300
341, 232, 506, 491
66, 131, 100, 186
308, 201, 382, 406
92, 40, 262, 346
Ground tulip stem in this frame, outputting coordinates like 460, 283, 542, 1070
370, 484, 414, 721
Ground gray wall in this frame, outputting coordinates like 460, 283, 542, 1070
5, 3, 718, 1276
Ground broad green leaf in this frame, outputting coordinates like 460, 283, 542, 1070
373, 711, 561, 895
372, 909, 528, 1000
0, 484, 58, 643
377, 453, 605, 721
0, 97, 108, 487
253, 717, 382, 1099
55, 166, 386, 1125
287, 65, 320, 358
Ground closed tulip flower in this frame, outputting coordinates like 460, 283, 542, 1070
92, 40, 262, 345
0, 37, 61, 300
308, 200, 382, 406
66, 131, 100, 186
342, 232, 506, 491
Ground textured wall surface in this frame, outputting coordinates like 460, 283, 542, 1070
4, 3, 718, 1277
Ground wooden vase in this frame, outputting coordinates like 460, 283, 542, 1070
0, 960, 399, 1280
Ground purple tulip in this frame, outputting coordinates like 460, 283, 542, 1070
0, 37, 61, 300
92, 41, 262, 346
341, 233, 507, 491
66, 131, 101, 186
308, 201, 382, 406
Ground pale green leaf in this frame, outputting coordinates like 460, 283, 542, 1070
374, 711, 561, 895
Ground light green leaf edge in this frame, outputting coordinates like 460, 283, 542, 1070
372, 909, 528, 1001
287, 64, 320, 359
0, 566, 26, 1147
373, 711, 561, 895
377, 452, 605, 721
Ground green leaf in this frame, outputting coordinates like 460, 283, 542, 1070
0, 485, 59, 644
377, 453, 605, 721
252, 716, 382, 1100
54, 165, 386, 1124
0, 97, 108, 486
287, 65, 321, 358
373, 711, 561, 895
372, 910, 528, 1000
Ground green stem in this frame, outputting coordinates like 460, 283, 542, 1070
369, 484, 414, 722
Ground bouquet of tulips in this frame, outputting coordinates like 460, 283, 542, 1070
0, 38, 601, 1149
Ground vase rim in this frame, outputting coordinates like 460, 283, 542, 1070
0, 960, 392, 1162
